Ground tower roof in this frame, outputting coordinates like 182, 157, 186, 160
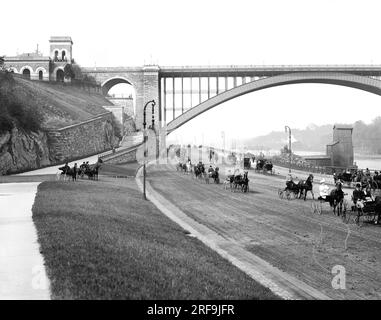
49, 36, 73, 44
333, 124, 353, 130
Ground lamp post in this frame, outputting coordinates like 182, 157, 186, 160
143, 100, 156, 200
285, 125, 292, 174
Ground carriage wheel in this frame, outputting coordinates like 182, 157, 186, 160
341, 199, 349, 222
353, 209, 363, 226
364, 214, 374, 223
290, 191, 298, 200
311, 202, 317, 214
278, 189, 284, 199
316, 201, 322, 214
311, 201, 322, 214
343, 205, 353, 224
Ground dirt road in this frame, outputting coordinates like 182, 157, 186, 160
147, 164, 381, 299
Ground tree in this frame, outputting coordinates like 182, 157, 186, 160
0, 56, 5, 71
63, 64, 75, 79
71, 63, 83, 79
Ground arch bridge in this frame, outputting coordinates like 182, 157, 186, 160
82, 64, 381, 152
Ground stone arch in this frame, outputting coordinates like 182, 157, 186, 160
53, 66, 65, 82
35, 66, 47, 77
19, 66, 33, 79
166, 72, 381, 134
53, 48, 61, 61
8, 67, 18, 73
101, 77, 137, 117
101, 77, 135, 95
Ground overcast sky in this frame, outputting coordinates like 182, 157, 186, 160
2, 0, 381, 146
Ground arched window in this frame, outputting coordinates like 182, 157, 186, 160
54, 50, 59, 61
56, 69, 64, 82
62, 50, 66, 61
22, 69, 31, 79
39, 70, 43, 80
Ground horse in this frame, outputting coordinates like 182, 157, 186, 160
241, 171, 249, 192
84, 160, 102, 180
57, 164, 74, 181
329, 182, 346, 216
232, 171, 249, 192
263, 161, 273, 174
209, 167, 220, 184
255, 159, 265, 172
297, 174, 314, 200
193, 163, 205, 180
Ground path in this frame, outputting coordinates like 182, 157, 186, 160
0, 183, 50, 299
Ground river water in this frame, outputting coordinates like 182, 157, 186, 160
247, 149, 381, 171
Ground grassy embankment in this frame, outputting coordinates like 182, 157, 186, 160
32, 175, 279, 299
0, 72, 113, 132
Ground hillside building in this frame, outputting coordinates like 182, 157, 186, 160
3, 36, 73, 82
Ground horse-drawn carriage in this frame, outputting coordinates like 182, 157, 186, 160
311, 182, 348, 218
176, 160, 192, 174
311, 180, 381, 226
343, 197, 381, 225
278, 174, 314, 200
58, 159, 102, 181
224, 170, 249, 192
255, 159, 274, 174
244, 157, 251, 170
334, 169, 379, 192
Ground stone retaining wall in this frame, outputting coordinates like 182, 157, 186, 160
46, 112, 118, 163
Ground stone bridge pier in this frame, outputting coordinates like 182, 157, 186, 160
83, 65, 161, 132
83, 65, 165, 159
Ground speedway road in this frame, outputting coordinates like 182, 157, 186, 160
147, 164, 381, 300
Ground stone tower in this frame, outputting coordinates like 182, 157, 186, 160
49, 36, 73, 81
330, 124, 354, 168
49, 36, 73, 62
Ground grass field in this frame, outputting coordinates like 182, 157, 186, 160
32, 177, 279, 300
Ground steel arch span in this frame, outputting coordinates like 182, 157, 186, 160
165, 72, 381, 134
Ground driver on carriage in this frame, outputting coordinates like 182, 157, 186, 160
364, 184, 374, 202
353, 183, 366, 209
285, 174, 296, 189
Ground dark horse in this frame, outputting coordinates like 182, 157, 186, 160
58, 164, 74, 181
232, 171, 249, 192
194, 163, 205, 179
208, 167, 220, 184
297, 174, 314, 200
329, 182, 346, 216
85, 160, 102, 180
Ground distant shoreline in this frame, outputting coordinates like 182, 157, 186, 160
354, 153, 381, 159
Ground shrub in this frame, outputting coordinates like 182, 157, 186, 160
0, 71, 43, 134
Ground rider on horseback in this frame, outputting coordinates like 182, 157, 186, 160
61, 162, 70, 174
